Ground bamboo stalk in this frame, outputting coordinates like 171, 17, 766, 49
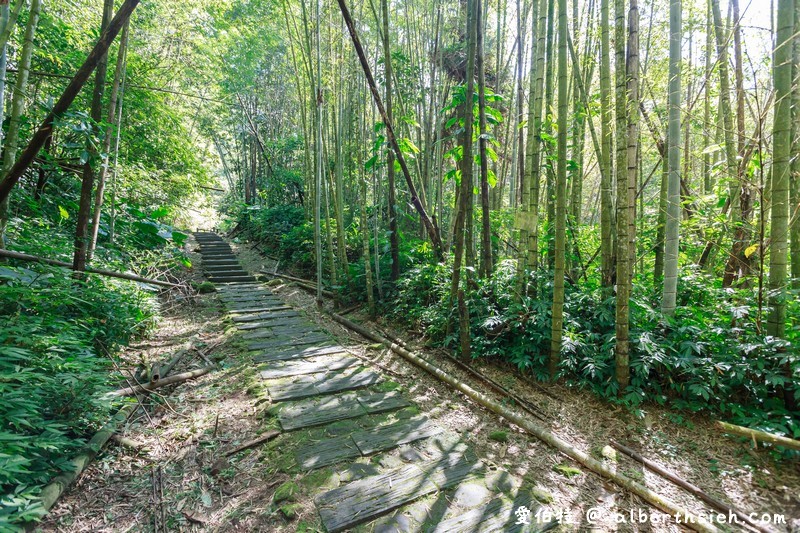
258, 270, 334, 297
329, 312, 719, 533
716, 421, 800, 451
38, 402, 138, 513
611, 440, 769, 533
107, 366, 214, 398
0, 249, 179, 288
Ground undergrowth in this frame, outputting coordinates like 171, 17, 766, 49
0, 194, 188, 527
389, 259, 800, 442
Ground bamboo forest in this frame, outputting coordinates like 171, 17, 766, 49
0, 0, 799, 529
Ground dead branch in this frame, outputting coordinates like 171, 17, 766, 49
107, 367, 214, 397
0, 249, 179, 288
224, 430, 280, 457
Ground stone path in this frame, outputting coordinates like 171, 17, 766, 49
194, 231, 558, 533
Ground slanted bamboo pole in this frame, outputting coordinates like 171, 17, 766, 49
611, 440, 770, 533
38, 402, 138, 513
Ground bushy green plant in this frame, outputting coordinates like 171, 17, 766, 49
388, 259, 799, 440
0, 266, 158, 527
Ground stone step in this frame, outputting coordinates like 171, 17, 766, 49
429, 496, 555, 533
228, 306, 293, 315
295, 416, 441, 471
204, 270, 249, 277
266, 367, 381, 402
253, 344, 346, 363
203, 259, 241, 267
314, 451, 484, 532
231, 310, 302, 323
276, 391, 409, 431
259, 353, 360, 379
208, 275, 257, 283
247, 332, 330, 350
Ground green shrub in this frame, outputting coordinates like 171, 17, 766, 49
0, 265, 158, 527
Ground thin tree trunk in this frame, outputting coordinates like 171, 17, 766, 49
73, 0, 115, 273
662, 0, 681, 316
767, 0, 792, 347
722, 0, 752, 287
382, 0, 400, 281
477, 0, 492, 278
703, 0, 713, 194
568, 0, 585, 281
550, 0, 568, 379
527, 0, 547, 279
450, 0, 477, 339
710, 0, 738, 279
790, 0, 800, 289
543, 0, 555, 267
314, 0, 324, 307
0, 2, 9, 162
0, 0, 41, 249
626, 0, 639, 279
614, 0, 630, 391
599, 0, 614, 289
88, 21, 129, 263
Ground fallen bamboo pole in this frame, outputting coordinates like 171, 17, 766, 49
38, 402, 138, 513
716, 421, 800, 452
0, 249, 179, 288
377, 327, 548, 421
330, 312, 719, 533
107, 366, 214, 397
258, 270, 334, 298
610, 440, 769, 533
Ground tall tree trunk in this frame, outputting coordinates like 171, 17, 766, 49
88, 21, 129, 263
543, 0, 555, 267
654, 137, 668, 283
710, 0, 738, 280
0, 2, 9, 162
73, 0, 114, 273
449, 0, 477, 351
314, 0, 324, 306
662, 0, 681, 316
516, 0, 542, 290
599, 0, 614, 289
568, 0, 586, 281
513, 0, 524, 207
359, 102, 376, 317
0, 0, 41, 250
769, 0, 794, 410
477, 0, 492, 278
790, 0, 800, 289
722, 0, 752, 287
614, 0, 630, 391
382, 0, 400, 282
334, 85, 349, 288
702, 0, 713, 194
549, 0, 567, 379
625, 0, 639, 279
